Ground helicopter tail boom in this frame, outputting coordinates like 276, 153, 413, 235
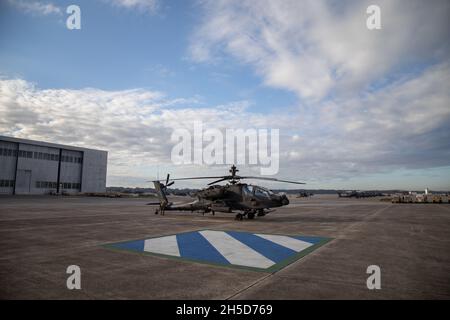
153, 180, 169, 207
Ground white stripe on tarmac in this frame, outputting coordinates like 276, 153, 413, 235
199, 230, 275, 269
256, 234, 313, 252
144, 235, 180, 257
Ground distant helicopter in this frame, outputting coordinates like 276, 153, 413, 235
149, 165, 305, 220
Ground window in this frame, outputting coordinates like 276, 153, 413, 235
27, 151, 32, 158
254, 187, 270, 198
243, 185, 254, 196
35, 181, 58, 189
8, 149, 13, 156
1, 180, 14, 188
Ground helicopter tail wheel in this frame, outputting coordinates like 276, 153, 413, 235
154, 209, 159, 215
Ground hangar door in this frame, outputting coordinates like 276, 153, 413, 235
16, 170, 31, 194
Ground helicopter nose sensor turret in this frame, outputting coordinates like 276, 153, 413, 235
281, 194, 289, 206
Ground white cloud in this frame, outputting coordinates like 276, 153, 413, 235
2, 1, 450, 189
7, 0, 62, 15
105, 0, 159, 14
189, 0, 450, 101
0, 79, 290, 183
1, 62, 449, 189
183, 0, 450, 189
8, 0, 160, 16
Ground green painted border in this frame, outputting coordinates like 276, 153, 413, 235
102, 229, 333, 273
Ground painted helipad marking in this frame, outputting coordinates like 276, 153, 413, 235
294, 236, 323, 244
255, 234, 313, 252
144, 235, 180, 257
177, 231, 229, 264
226, 231, 296, 263
113, 239, 144, 252
199, 230, 275, 269
106, 230, 332, 272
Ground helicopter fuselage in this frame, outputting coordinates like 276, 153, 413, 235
151, 165, 299, 220
157, 183, 289, 219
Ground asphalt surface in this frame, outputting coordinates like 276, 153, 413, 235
0, 194, 449, 299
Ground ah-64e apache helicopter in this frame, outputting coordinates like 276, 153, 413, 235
149, 165, 305, 220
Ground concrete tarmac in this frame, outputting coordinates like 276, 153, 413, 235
0, 194, 449, 299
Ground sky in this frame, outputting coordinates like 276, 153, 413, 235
0, 0, 449, 190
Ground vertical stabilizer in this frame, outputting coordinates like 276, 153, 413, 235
153, 181, 169, 206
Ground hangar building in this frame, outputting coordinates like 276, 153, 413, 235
0, 136, 107, 195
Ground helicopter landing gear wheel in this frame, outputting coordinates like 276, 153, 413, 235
154, 209, 159, 215
257, 209, 265, 217
247, 212, 255, 219
235, 213, 244, 221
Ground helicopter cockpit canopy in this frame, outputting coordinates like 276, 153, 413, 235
243, 185, 275, 198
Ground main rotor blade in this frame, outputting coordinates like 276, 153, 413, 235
148, 176, 225, 182
167, 176, 226, 181
207, 178, 229, 185
241, 176, 306, 185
